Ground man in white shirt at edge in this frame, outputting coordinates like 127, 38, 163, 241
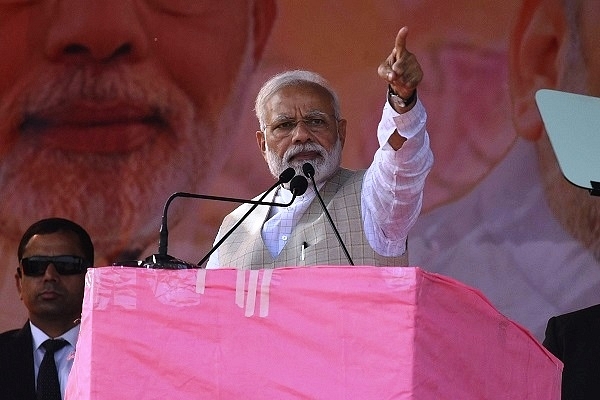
206, 26, 433, 269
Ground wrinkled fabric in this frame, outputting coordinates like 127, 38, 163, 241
66, 266, 561, 400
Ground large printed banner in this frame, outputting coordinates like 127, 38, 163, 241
66, 266, 561, 399
3, 1, 600, 343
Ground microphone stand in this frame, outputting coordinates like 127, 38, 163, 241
197, 174, 308, 267
302, 163, 354, 266
142, 168, 299, 269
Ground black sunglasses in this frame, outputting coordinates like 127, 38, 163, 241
19, 255, 91, 277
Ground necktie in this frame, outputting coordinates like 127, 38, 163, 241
37, 339, 68, 400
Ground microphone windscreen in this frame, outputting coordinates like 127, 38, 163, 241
289, 175, 309, 196
302, 163, 315, 178
279, 167, 296, 183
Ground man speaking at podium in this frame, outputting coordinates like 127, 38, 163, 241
207, 27, 433, 269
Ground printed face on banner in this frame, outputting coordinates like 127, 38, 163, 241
510, 0, 600, 260
0, 1, 274, 264
9, 0, 598, 344
0, 2, 277, 331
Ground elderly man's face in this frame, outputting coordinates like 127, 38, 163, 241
0, 2, 274, 262
256, 84, 346, 184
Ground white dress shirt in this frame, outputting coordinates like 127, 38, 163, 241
31, 322, 80, 399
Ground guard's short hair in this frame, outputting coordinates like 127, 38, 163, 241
18, 217, 95, 266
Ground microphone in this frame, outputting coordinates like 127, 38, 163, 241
141, 168, 299, 269
196, 171, 308, 267
302, 163, 354, 266
288, 174, 309, 197
156, 168, 296, 260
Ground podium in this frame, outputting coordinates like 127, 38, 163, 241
66, 266, 561, 399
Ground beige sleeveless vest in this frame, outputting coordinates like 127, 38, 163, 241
216, 168, 409, 269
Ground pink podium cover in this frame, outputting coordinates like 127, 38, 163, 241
66, 266, 561, 399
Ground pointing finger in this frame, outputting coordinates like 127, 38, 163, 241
394, 26, 409, 55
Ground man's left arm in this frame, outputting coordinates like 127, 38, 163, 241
362, 26, 433, 256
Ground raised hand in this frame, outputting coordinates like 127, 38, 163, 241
378, 26, 423, 102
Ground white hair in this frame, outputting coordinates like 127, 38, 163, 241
254, 70, 341, 130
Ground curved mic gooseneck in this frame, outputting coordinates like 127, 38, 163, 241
157, 168, 296, 259
302, 163, 354, 266
196, 170, 308, 267
144, 168, 298, 269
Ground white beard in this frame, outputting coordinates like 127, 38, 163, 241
265, 138, 343, 187
0, 43, 256, 263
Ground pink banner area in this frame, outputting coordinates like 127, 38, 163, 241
66, 266, 561, 399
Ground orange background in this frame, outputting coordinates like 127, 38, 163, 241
5, 1, 599, 342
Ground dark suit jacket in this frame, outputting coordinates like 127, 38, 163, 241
0, 322, 37, 400
544, 304, 600, 400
